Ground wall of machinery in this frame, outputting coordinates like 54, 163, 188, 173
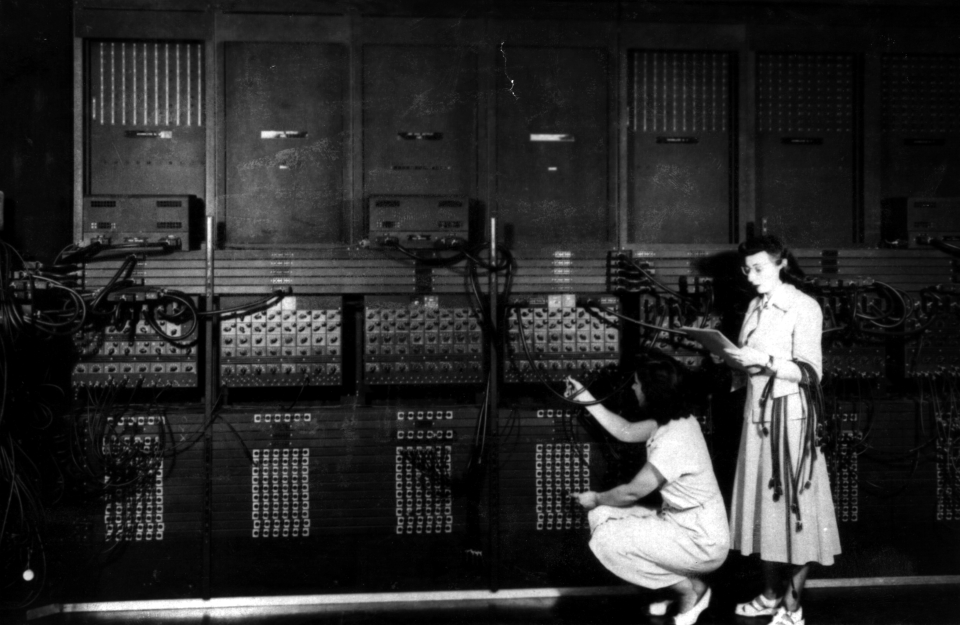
2, 0, 960, 614
4, 238, 960, 608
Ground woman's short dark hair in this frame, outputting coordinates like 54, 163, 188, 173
634, 356, 689, 425
737, 234, 805, 286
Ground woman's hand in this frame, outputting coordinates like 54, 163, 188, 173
723, 345, 768, 369
570, 491, 599, 510
564, 376, 591, 402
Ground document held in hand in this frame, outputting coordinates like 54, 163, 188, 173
679, 327, 748, 372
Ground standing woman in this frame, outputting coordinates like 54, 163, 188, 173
723, 235, 841, 625
567, 358, 729, 625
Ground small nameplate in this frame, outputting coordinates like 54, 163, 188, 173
125, 130, 172, 139
530, 134, 575, 142
656, 136, 699, 144
398, 132, 442, 140
904, 138, 945, 146
261, 131, 308, 139
781, 137, 823, 145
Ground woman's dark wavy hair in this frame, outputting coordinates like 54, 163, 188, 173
633, 356, 690, 426
738, 234, 805, 287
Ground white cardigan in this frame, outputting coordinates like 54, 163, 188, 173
735, 282, 823, 420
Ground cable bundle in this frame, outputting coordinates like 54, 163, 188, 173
759, 360, 825, 533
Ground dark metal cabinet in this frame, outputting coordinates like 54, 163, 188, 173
495, 46, 612, 249
223, 42, 348, 245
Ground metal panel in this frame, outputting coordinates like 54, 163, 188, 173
362, 295, 484, 385
363, 45, 478, 196
223, 42, 347, 244
218, 295, 343, 388
627, 50, 735, 244
495, 47, 610, 249
87, 40, 206, 197
756, 53, 857, 246
881, 54, 960, 199
209, 405, 480, 592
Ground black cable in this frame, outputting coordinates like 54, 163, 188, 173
375, 240, 468, 267
144, 291, 199, 343
88, 255, 139, 315
197, 289, 289, 319
923, 236, 960, 259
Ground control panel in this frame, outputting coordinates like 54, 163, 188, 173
219, 295, 342, 387
505, 294, 620, 383
73, 303, 198, 389
363, 295, 484, 384
83, 195, 199, 249
367, 195, 469, 248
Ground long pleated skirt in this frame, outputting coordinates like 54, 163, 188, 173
729, 406, 842, 565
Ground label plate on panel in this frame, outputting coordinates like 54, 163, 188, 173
125, 130, 173, 139
530, 134, 575, 142
261, 131, 309, 139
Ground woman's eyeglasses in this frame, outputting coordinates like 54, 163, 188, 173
741, 262, 777, 276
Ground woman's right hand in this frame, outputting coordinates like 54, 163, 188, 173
565, 376, 587, 401
569, 490, 599, 510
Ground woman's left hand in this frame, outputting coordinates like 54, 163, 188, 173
723, 345, 768, 369
570, 491, 599, 510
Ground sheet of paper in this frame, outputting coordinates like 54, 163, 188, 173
679, 327, 747, 371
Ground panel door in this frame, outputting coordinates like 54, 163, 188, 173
363, 45, 478, 197
628, 50, 736, 244
495, 47, 611, 250
881, 54, 960, 200
224, 42, 347, 245
87, 40, 206, 198
756, 53, 858, 247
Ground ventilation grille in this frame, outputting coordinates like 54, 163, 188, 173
156, 221, 183, 230
629, 51, 730, 133
375, 200, 401, 208
156, 200, 184, 208
90, 200, 118, 208
437, 200, 464, 208
757, 53, 854, 133
882, 54, 960, 134
90, 40, 204, 127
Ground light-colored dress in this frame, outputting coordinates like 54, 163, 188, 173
588, 416, 729, 589
729, 282, 841, 565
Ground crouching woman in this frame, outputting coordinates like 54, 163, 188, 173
567, 359, 729, 625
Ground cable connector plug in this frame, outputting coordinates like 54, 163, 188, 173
434, 236, 467, 250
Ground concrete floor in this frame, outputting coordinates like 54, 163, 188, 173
9, 581, 960, 625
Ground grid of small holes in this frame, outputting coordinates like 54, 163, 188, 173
882, 55, 960, 133
757, 53, 854, 133
631, 51, 730, 133
251, 448, 310, 539
936, 415, 960, 522
395, 445, 453, 535
104, 436, 164, 541
832, 430, 860, 523
536, 443, 590, 531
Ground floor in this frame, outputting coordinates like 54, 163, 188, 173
7, 582, 960, 625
